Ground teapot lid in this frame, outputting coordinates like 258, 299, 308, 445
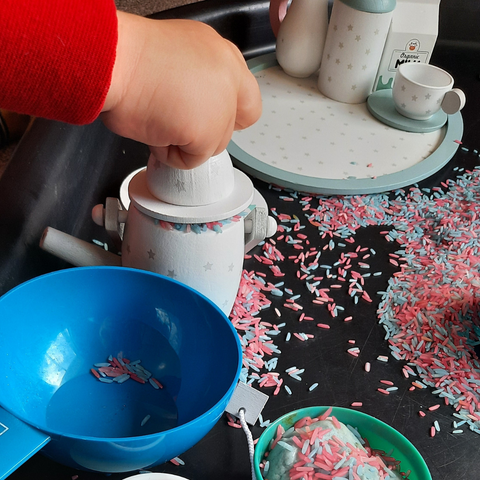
128, 168, 254, 224
339, 0, 396, 13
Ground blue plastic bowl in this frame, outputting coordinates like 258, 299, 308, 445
0, 267, 242, 473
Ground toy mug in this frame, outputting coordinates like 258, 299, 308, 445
392, 62, 466, 121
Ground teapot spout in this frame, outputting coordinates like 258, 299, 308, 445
40, 227, 122, 267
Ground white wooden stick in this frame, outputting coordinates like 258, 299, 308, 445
40, 227, 121, 267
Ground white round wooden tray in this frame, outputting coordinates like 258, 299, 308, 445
228, 53, 463, 195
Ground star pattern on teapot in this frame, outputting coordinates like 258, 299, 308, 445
209, 160, 221, 177
175, 179, 186, 193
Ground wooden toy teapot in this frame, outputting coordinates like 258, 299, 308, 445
40, 150, 277, 314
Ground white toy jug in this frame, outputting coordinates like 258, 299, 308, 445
270, 0, 329, 78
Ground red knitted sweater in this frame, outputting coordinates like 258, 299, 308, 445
0, 0, 118, 125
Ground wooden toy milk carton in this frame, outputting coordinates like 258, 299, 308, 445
374, 0, 441, 91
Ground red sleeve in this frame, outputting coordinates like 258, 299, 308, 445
0, 0, 118, 125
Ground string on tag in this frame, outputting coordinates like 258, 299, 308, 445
238, 408, 257, 480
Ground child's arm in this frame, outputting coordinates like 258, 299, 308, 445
0, 1, 261, 169
102, 12, 261, 169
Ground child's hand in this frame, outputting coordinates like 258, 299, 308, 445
102, 12, 262, 169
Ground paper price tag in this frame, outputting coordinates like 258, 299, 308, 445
225, 381, 269, 425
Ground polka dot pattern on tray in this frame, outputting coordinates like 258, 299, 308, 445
229, 54, 463, 195
234, 64, 443, 180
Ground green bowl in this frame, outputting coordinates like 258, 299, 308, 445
254, 406, 432, 480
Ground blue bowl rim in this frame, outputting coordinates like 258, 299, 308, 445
0, 266, 243, 443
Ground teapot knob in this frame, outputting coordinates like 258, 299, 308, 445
244, 208, 277, 254
91, 198, 128, 251
92, 204, 105, 226
266, 215, 278, 238
92, 201, 128, 226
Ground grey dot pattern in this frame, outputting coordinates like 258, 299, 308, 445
232, 66, 444, 181
397, 83, 445, 117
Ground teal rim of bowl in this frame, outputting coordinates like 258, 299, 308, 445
254, 406, 432, 480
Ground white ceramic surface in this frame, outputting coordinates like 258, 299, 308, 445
122, 204, 246, 315
275, 0, 328, 78
146, 149, 235, 206
392, 63, 465, 120
317, 0, 393, 103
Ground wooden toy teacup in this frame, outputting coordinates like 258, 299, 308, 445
392, 63, 466, 121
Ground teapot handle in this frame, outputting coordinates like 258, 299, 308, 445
244, 189, 277, 254
269, 0, 289, 37
91, 197, 127, 251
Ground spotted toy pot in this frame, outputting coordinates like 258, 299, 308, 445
40, 151, 277, 315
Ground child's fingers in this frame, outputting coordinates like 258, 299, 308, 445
234, 67, 262, 131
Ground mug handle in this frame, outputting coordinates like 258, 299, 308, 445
441, 88, 466, 115
269, 0, 289, 37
